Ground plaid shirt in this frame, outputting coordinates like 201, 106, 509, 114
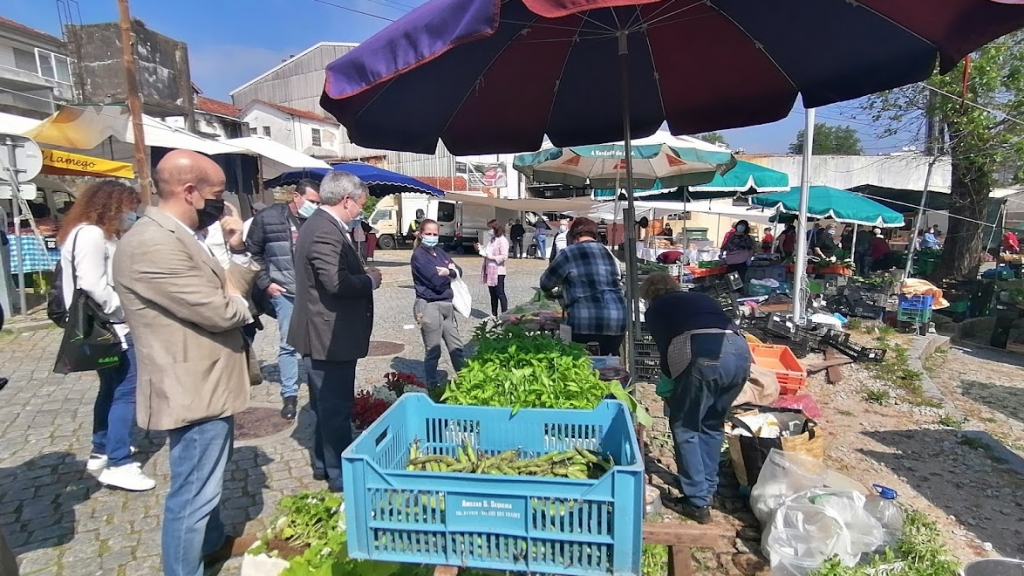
540, 241, 627, 336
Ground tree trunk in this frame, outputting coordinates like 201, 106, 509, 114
939, 128, 992, 279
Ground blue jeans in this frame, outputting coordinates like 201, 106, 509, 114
271, 294, 301, 398
94, 335, 137, 467
667, 332, 750, 508
535, 233, 547, 258
162, 417, 233, 576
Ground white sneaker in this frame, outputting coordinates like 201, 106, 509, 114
86, 453, 108, 472
98, 463, 156, 491
87, 446, 139, 472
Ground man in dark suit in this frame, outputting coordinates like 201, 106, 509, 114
288, 171, 381, 492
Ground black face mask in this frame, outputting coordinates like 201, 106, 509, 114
195, 198, 225, 230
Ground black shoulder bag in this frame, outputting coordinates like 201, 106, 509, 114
52, 230, 123, 374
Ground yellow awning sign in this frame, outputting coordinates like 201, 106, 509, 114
40, 149, 135, 179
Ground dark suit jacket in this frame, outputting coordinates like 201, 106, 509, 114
287, 209, 374, 361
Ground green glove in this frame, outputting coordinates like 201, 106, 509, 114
656, 372, 675, 398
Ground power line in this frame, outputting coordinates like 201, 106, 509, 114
312, 0, 397, 22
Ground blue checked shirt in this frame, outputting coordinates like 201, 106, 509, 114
540, 241, 627, 336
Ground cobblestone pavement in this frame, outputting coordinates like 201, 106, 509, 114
0, 250, 551, 576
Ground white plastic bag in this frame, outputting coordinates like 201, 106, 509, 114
750, 449, 828, 525
762, 503, 854, 576
798, 489, 884, 558
451, 268, 472, 318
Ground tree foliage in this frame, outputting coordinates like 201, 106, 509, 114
859, 31, 1024, 279
694, 132, 728, 147
788, 123, 864, 155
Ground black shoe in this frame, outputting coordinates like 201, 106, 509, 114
281, 396, 297, 420
680, 503, 713, 525
0, 377, 7, 391
313, 470, 326, 482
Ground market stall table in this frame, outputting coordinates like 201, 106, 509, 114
7, 235, 58, 274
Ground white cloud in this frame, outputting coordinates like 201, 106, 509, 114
188, 44, 301, 101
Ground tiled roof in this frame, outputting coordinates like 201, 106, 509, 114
251, 100, 339, 125
0, 16, 64, 46
195, 96, 241, 119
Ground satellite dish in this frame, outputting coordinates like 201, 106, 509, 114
0, 133, 43, 183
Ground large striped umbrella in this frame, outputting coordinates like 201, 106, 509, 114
319, 0, 1024, 379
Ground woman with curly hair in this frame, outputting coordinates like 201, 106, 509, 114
58, 180, 154, 492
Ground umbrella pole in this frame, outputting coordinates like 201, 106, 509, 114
791, 108, 815, 322
619, 32, 640, 383
902, 156, 937, 283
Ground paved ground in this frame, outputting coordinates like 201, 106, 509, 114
0, 250, 550, 576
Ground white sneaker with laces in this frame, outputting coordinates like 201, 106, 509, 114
87, 446, 138, 472
98, 463, 156, 491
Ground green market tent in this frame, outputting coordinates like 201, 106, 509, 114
590, 159, 788, 200
752, 185, 905, 227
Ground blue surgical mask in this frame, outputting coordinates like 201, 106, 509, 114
297, 200, 319, 218
122, 211, 139, 230
299, 199, 317, 217
736, 225, 746, 233
421, 235, 439, 248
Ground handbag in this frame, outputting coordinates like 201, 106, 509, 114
726, 404, 825, 487
450, 267, 472, 318
52, 230, 123, 375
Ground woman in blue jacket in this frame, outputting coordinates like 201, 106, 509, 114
410, 219, 466, 386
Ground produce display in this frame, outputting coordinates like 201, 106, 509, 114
405, 439, 616, 480
638, 262, 669, 274
443, 323, 651, 426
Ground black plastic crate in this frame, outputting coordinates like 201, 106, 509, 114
633, 357, 661, 382
823, 329, 886, 362
849, 301, 886, 320
765, 313, 799, 338
635, 341, 659, 358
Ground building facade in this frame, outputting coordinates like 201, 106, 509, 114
239, 100, 340, 159
0, 17, 75, 117
230, 42, 524, 198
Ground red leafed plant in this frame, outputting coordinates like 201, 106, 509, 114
351, 391, 391, 430
383, 371, 427, 395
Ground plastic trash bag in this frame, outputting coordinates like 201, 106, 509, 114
762, 504, 851, 576
750, 449, 828, 525
797, 489, 884, 557
864, 496, 904, 548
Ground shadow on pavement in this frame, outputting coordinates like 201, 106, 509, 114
0, 451, 101, 556
860, 428, 1024, 558
959, 380, 1024, 426
221, 445, 269, 537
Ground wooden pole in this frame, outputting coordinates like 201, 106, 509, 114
117, 0, 154, 204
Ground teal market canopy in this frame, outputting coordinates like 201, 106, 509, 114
513, 133, 735, 191
751, 185, 905, 227
590, 159, 789, 200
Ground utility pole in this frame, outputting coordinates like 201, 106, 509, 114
117, 0, 154, 204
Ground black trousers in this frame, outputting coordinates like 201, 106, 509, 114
304, 357, 356, 491
488, 275, 508, 316
512, 237, 524, 258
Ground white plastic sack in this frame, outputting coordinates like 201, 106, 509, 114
762, 503, 853, 576
797, 489, 884, 557
451, 269, 472, 318
750, 449, 828, 525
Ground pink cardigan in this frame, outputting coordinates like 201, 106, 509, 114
481, 235, 509, 285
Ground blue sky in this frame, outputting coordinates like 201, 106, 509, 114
3, 0, 917, 154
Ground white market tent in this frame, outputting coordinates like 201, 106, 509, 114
223, 136, 330, 179
587, 199, 775, 224
445, 191, 600, 213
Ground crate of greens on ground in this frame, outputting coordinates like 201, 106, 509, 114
341, 394, 643, 576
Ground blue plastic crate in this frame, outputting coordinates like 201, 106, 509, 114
342, 395, 643, 576
898, 294, 934, 311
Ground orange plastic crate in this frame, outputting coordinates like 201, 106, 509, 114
748, 343, 807, 395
